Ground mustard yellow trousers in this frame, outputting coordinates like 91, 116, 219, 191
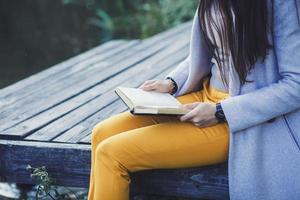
88, 78, 230, 200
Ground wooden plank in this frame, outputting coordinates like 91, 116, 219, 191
0, 23, 191, 134
0, 40, 127, 102
0, 139, 228, 199
130, 163, 229, 200
24, 40, 189, 142
59, 66, 177, 144
0, 140, 90, 187
52, 100, 128, 144
80, 133, 92, 144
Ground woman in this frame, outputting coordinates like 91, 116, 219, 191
88, 0, 300, 199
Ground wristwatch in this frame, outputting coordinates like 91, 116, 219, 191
165, 77, 178, 95
215, 102, 227, 123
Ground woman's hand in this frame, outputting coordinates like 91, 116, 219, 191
138, 79, 173, 93
178, 102, 218, 128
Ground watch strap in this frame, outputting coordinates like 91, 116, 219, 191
165, 77, 178, 95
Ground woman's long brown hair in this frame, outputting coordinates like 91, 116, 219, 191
198, 0, 271, 88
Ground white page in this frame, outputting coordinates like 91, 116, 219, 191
117, 87, 181, 108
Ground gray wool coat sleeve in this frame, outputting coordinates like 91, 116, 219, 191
164, 8, 212, 97
220, 0, 300, 132
164, 55, 190, 95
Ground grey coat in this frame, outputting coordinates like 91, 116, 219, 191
164, 0, 300, 199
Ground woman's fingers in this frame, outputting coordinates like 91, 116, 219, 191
139, 80, 157, 90
183, 102, 199, 109
142, 83, 156, 91
180, 109, 197, 121
142, 81, 159, 91
144, 80, 156, 85
139, 79, 173, 93
179, 102, 201, 123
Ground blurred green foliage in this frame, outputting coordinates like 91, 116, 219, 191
62, 0, 198, 40
0, 0, 198, 88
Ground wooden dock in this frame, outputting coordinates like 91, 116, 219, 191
0, 21, 229, 199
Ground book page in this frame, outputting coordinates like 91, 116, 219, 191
117, 86, 182, 108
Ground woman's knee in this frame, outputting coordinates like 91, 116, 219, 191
91, 121, 111, 146
95, 137, 129, 171
96, 137, 117, 160
91, 112, 131, 145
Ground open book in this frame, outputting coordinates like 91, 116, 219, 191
114, 86, 190, 115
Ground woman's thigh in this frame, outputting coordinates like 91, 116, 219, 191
96, 119, 229, 172
92, 90, 204, 142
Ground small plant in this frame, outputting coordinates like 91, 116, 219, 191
26, 165, 80, 200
